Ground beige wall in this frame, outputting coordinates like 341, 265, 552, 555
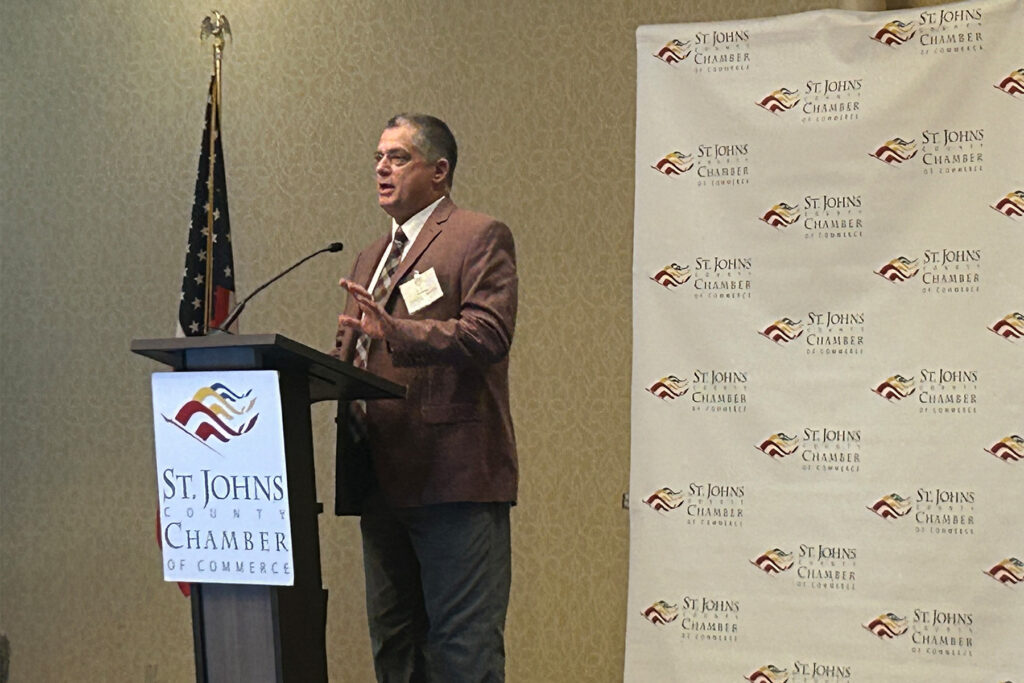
1, 0, 945, 680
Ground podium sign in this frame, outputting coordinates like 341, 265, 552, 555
151, 370, 294, 586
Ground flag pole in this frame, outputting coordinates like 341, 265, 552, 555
200, 11, 230, 333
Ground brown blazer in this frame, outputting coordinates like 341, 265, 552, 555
334, 197, 518, 514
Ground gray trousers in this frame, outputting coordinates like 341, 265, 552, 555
360, 491, 511, 683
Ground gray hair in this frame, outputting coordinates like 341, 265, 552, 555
386, 113, 458, 189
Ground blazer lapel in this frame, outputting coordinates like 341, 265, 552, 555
382, 197, 454, 308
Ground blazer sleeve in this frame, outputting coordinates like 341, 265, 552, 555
387, 219, 517, 368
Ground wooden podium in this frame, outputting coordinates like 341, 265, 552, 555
131, 334, 404, 683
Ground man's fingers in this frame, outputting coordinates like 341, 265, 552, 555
338, 314, 363, 329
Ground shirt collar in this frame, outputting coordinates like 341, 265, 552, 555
391, 196, 445, 246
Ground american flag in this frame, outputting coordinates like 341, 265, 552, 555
177, 74, 235, 335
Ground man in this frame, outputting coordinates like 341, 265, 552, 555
332, 114, 518, 682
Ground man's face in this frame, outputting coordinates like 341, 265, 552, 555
375, 123, 446, 224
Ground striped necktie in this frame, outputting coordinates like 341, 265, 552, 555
349, 227, 408, 438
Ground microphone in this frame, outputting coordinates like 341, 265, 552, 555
213, 241, 343, 333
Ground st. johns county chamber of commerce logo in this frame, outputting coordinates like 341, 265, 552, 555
652, 26, 752, 74
750, 548, 794, 574
871, 374, 915, 401
870, 19, 918, 46
869, 137, 917, 165
746, 664, 790, 683
872, 368, 979, 414
760, 192, 864, 241
989, 312, 1024, 341
871, 7, 984, 55
747, 662, 855, 683
751, 543, 857, 592
866, 607, 976, 659
643, 481, 745, 528
986, 433, 1023, 462
875, 247, 983, 295
646, 369, 749, 413
641, 594, 742, 642
648, 256, 753, 300
756, 427, 862, 475
994, 68, 1024, 98
651, 141, 751, 188
759, 310, 865, 356
991, 189, 1024, 219
862, 612, 909, 638
871, 127, 985, 176
985, 557, 1024, 585
161, 381, 259, 454
749, 663, 851, 683
645, 375, 688, 401
868, 487, 977, 537
755, 77, 863, 124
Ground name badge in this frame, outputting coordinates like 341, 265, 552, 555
399, 267, 444, 314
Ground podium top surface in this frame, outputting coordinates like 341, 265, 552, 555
130, 333, 405, 402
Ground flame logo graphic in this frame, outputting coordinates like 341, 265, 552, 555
746, 664, 790, 683
986, 557, 1024, 585
756, 87, 801, 114
986, 434, 1024, 462
870, 138, 918, 165
641, 600, 680, 624
871, 20, 918, 46
994, 68, 1024, 97
760, 202, 801, 229
760, 318, 804, 344
162, 382, 259, 451
872, 374, 916, 401
651, 263, 692, 288
868, 492, 913, 519
652, 151, 694, 176
989, 312, 1024, 341
863, 612, 909, 638
875, 256, 920, 282
644, 487, 686, 512
646, 375, 689, 401
991, 190, 1024, 218
756, 433, 800, 459
751, 548, 795, 575
654, 39, 692, 65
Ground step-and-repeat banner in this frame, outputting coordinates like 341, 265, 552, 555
628, 0, 1022, 680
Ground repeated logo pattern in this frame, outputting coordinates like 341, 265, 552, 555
633, 2, 1021, 677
